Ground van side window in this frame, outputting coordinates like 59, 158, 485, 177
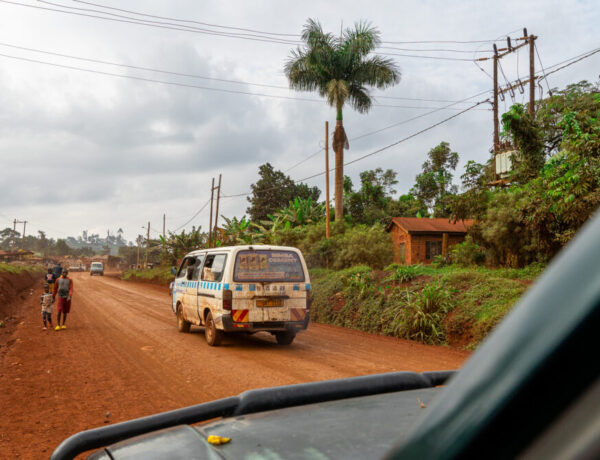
191, 255, 205, 280
176, 257, 196, 278
202, 254, 227, 282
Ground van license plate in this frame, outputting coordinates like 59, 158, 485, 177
257, 298, 283, 308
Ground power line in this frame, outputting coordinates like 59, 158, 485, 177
37, 0, 302, 44
72, 0, 300, 37
534, 43, 551, 95
281, 89, 491, 174
0, 41, 290, 90
540, 48, 600, 79
381, 39, 501, 44
0, 0, 301, 46
379, 45, 493, 54
0, 40, 487, 106
376, 52, 481, 62
0, 51, 324, 102
0, 49, 492, 111
222, 100, 487, 198
171, 199, 211, 233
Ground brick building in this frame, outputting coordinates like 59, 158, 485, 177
385, 218, 474, 265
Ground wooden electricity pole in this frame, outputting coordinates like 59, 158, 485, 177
325, 121, 331, 240
491, 28, 535, 183
11, 219, 17, 252
136, 237, 140, 269
145, 222, 150, 268
208, 177, 215, 248
162, 214, 166, 250
527, 29, 537, 118
213, 174, 222, 247
493, 45, 499, 181
21, 221, 27, 250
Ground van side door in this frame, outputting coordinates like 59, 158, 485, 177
172, 257, 194, 314
197, 253, 228, 326
183, 255, 204, 325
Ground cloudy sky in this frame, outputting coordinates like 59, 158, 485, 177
0, 0, 598, 243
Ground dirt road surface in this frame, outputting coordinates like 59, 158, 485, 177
0, 273, 470, 458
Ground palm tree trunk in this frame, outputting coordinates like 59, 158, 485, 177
333, 119, 344, 221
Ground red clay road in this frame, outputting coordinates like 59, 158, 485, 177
0, 272, 470, 458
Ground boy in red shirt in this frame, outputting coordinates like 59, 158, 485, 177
53, 269, 73, 330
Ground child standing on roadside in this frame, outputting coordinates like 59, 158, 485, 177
44, 268, 55, 294
40, 284, 54, 330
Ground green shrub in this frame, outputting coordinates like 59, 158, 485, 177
329, 224, 393, 270
451, 235, 486, 266
383, 264, 422, 283
390, 282, 453, 344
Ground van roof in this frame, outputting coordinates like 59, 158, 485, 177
184, 244, 302, 258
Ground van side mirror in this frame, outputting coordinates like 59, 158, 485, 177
171, 266, 177, 276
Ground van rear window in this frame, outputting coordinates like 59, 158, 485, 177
233, 250, 305, 282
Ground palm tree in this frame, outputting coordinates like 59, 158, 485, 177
285, 19, 400, 221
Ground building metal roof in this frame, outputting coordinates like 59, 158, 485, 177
386, 217, 474, 234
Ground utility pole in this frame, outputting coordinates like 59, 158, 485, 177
491, 28, 534, 183
527, 28, 537, 118
325, 121, 331, 240
21, 221, 27, 250
11, 219, 17, 252
493, 44, 499, 182
162, 213, 166, 252
145, 222, 150, 268
136, 236, 140, 269
208, 177, 215, 248
213, 174, 222, 247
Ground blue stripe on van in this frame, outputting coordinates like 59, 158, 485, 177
293, 285, 300, 291
305, 283, 311, 291
235, 285, 242, 291
249, 284, 256, 291
223, 283, 228, 290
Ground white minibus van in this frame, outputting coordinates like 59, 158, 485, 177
170, 245, 311, 346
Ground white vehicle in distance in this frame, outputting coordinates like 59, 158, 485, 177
170, 245, 311, 346
90, 262, 104, 276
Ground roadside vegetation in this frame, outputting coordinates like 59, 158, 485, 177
121, 267, 173, 285
310, 264, 541, 348
0, 263, 44, 275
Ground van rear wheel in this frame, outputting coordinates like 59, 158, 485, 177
205, 312, 223, 346
275, 331, 295, 345
176, 305, 190, 333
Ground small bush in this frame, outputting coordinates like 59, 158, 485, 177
390, 282, 453, 344
451, 236, 486, 266
383, 264, 422, 283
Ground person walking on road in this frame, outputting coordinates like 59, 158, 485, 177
40, 283, 54, 330
53, 268, 73, 331
52, 262, 62, 281
44, 268, 55, 294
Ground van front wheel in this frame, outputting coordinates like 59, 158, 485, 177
205, 312, 223, 346
275, 331, 295, 345
176, 305, 190, 333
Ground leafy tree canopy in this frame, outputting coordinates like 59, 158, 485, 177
246, 163, 320, 222
411, 142, 459, 217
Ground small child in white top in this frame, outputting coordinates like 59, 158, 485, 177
40, 284, 54, 330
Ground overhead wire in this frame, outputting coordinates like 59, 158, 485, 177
0, 0, 301, 45
0, 48, 489, 111
171, 198, 211, 233
280, 88, 491, 174
71, 0, 300, 37
222, 100, 487, 198
37, 0, 302, 44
